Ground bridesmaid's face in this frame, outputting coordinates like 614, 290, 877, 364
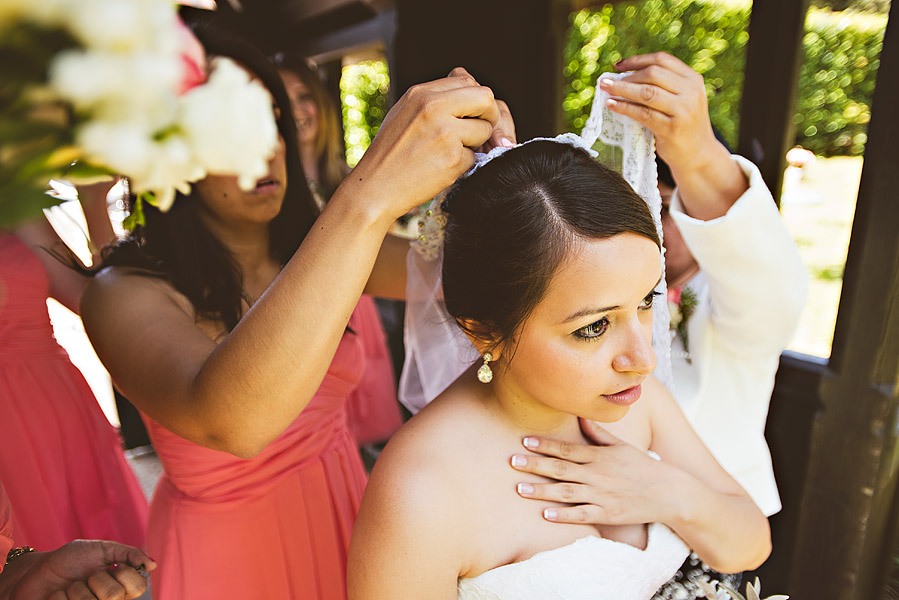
193, 137, 287, 229
492, 232, 660, 423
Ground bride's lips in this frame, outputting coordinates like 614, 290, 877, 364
602, 384, 642, 406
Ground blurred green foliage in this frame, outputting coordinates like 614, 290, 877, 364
563, 0, 886, 156
796, 9, 884, 155
811, 0, 889, 12
340, 60, 389, 166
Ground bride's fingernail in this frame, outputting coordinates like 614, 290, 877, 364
599, 78, 613, 90
606, 98, 619, 108
544, 509, 558, 520
517, 483, 535, 495
511, 455, 527, 468
523, 437, 539, 449
500, 136, 515, 148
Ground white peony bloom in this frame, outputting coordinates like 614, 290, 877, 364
66, 0, 180, 54
49, 49, 179, 118
179, 57, 278, 190
79, 119, 208, 211
77, 119, 158, 183
140, 135, 206, 202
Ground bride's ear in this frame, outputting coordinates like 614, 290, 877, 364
456, 318, 501, 359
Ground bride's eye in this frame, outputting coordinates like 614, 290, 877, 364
574, 318, 609, 340
639, 291, 661, 311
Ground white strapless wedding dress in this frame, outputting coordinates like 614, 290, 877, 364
457, 522, 689, 600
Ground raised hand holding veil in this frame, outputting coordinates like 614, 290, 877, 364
399, 72, 672, 414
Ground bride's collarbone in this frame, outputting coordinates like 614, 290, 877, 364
463, 441, 647, 577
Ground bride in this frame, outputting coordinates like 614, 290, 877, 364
347, 138, 771, 599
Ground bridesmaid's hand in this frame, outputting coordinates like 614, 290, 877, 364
598, 52, 746, 217
511, 419, 686, 526
597, 51, 717, 173
447, 68, 517, 154
2, 540, 156, 600
345, 68, 500, 223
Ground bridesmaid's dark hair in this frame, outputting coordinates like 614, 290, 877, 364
442, 140, 660, 349
95, 26, 319, 331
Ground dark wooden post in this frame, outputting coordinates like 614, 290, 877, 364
737, 0, 810, 202
788, 6, 899, 597
393, 0, 570, 140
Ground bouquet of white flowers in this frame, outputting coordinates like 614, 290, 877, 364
0, 0, 278, 227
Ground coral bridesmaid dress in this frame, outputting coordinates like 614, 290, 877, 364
0, 482, 13, 568
343, 294, 403, 446
0, 234, 148, 551
144, 311, 370, 600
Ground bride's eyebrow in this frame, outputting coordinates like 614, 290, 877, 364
559, 273, 663, 325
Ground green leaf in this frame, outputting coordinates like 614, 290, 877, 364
61, 161, 116, 182
0, 183, 64, 227
122, 193, 146, 230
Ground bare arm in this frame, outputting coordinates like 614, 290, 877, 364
365, 233, 410, 300
12, 180, 117, 313
365, 85, 519, 302
82, 75, 499, 458
348, 433, 466, 600
644, 377, 771, 572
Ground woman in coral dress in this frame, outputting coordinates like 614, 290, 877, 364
142, 312, 368, 598
79, 27, 504, 600
277, 54, 403, 448
0, 189, 147, 551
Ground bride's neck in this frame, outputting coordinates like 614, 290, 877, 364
479, 369, 585, 442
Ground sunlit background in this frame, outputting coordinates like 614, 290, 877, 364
335, 0, 889, 360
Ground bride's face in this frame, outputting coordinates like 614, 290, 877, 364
494, 232, 661, 423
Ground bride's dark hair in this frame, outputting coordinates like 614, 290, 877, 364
442, 140, 660, 349
92, 25, 318, 331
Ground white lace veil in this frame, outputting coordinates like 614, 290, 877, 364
398, 72, 672, 414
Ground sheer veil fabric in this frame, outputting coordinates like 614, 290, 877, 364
399, 72, 672, 414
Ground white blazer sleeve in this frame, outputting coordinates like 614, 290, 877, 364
669, 155, 808, 355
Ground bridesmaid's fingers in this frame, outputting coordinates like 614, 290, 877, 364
615, 63, 685, 95
65, 580, 99, 600
86, 571, 126, 600
605, 98, 673, 135
478, 99, 518, 153
615, 51, 695, 78
597, 77, 678, 117
520, 436, 595, 464
95, 541, 156, 575
107, 564, 150, 599
516, 481, 592, 504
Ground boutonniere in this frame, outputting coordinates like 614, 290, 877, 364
668, 285, 698, 356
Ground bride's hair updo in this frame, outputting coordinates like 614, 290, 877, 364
442, 140, 660, 349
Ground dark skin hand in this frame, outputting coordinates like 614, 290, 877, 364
0, 540, 156, 600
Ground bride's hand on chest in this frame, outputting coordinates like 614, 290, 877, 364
506, 415, 683, 530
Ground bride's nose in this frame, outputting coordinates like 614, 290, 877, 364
611, 320, 656, 375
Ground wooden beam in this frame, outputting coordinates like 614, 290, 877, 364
789, 5, 899, 597
737, 0, 810, 202
747, 352, 826, 593
393, 0, 570, 140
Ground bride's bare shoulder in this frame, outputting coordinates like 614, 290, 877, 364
378, 384, 491, 473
